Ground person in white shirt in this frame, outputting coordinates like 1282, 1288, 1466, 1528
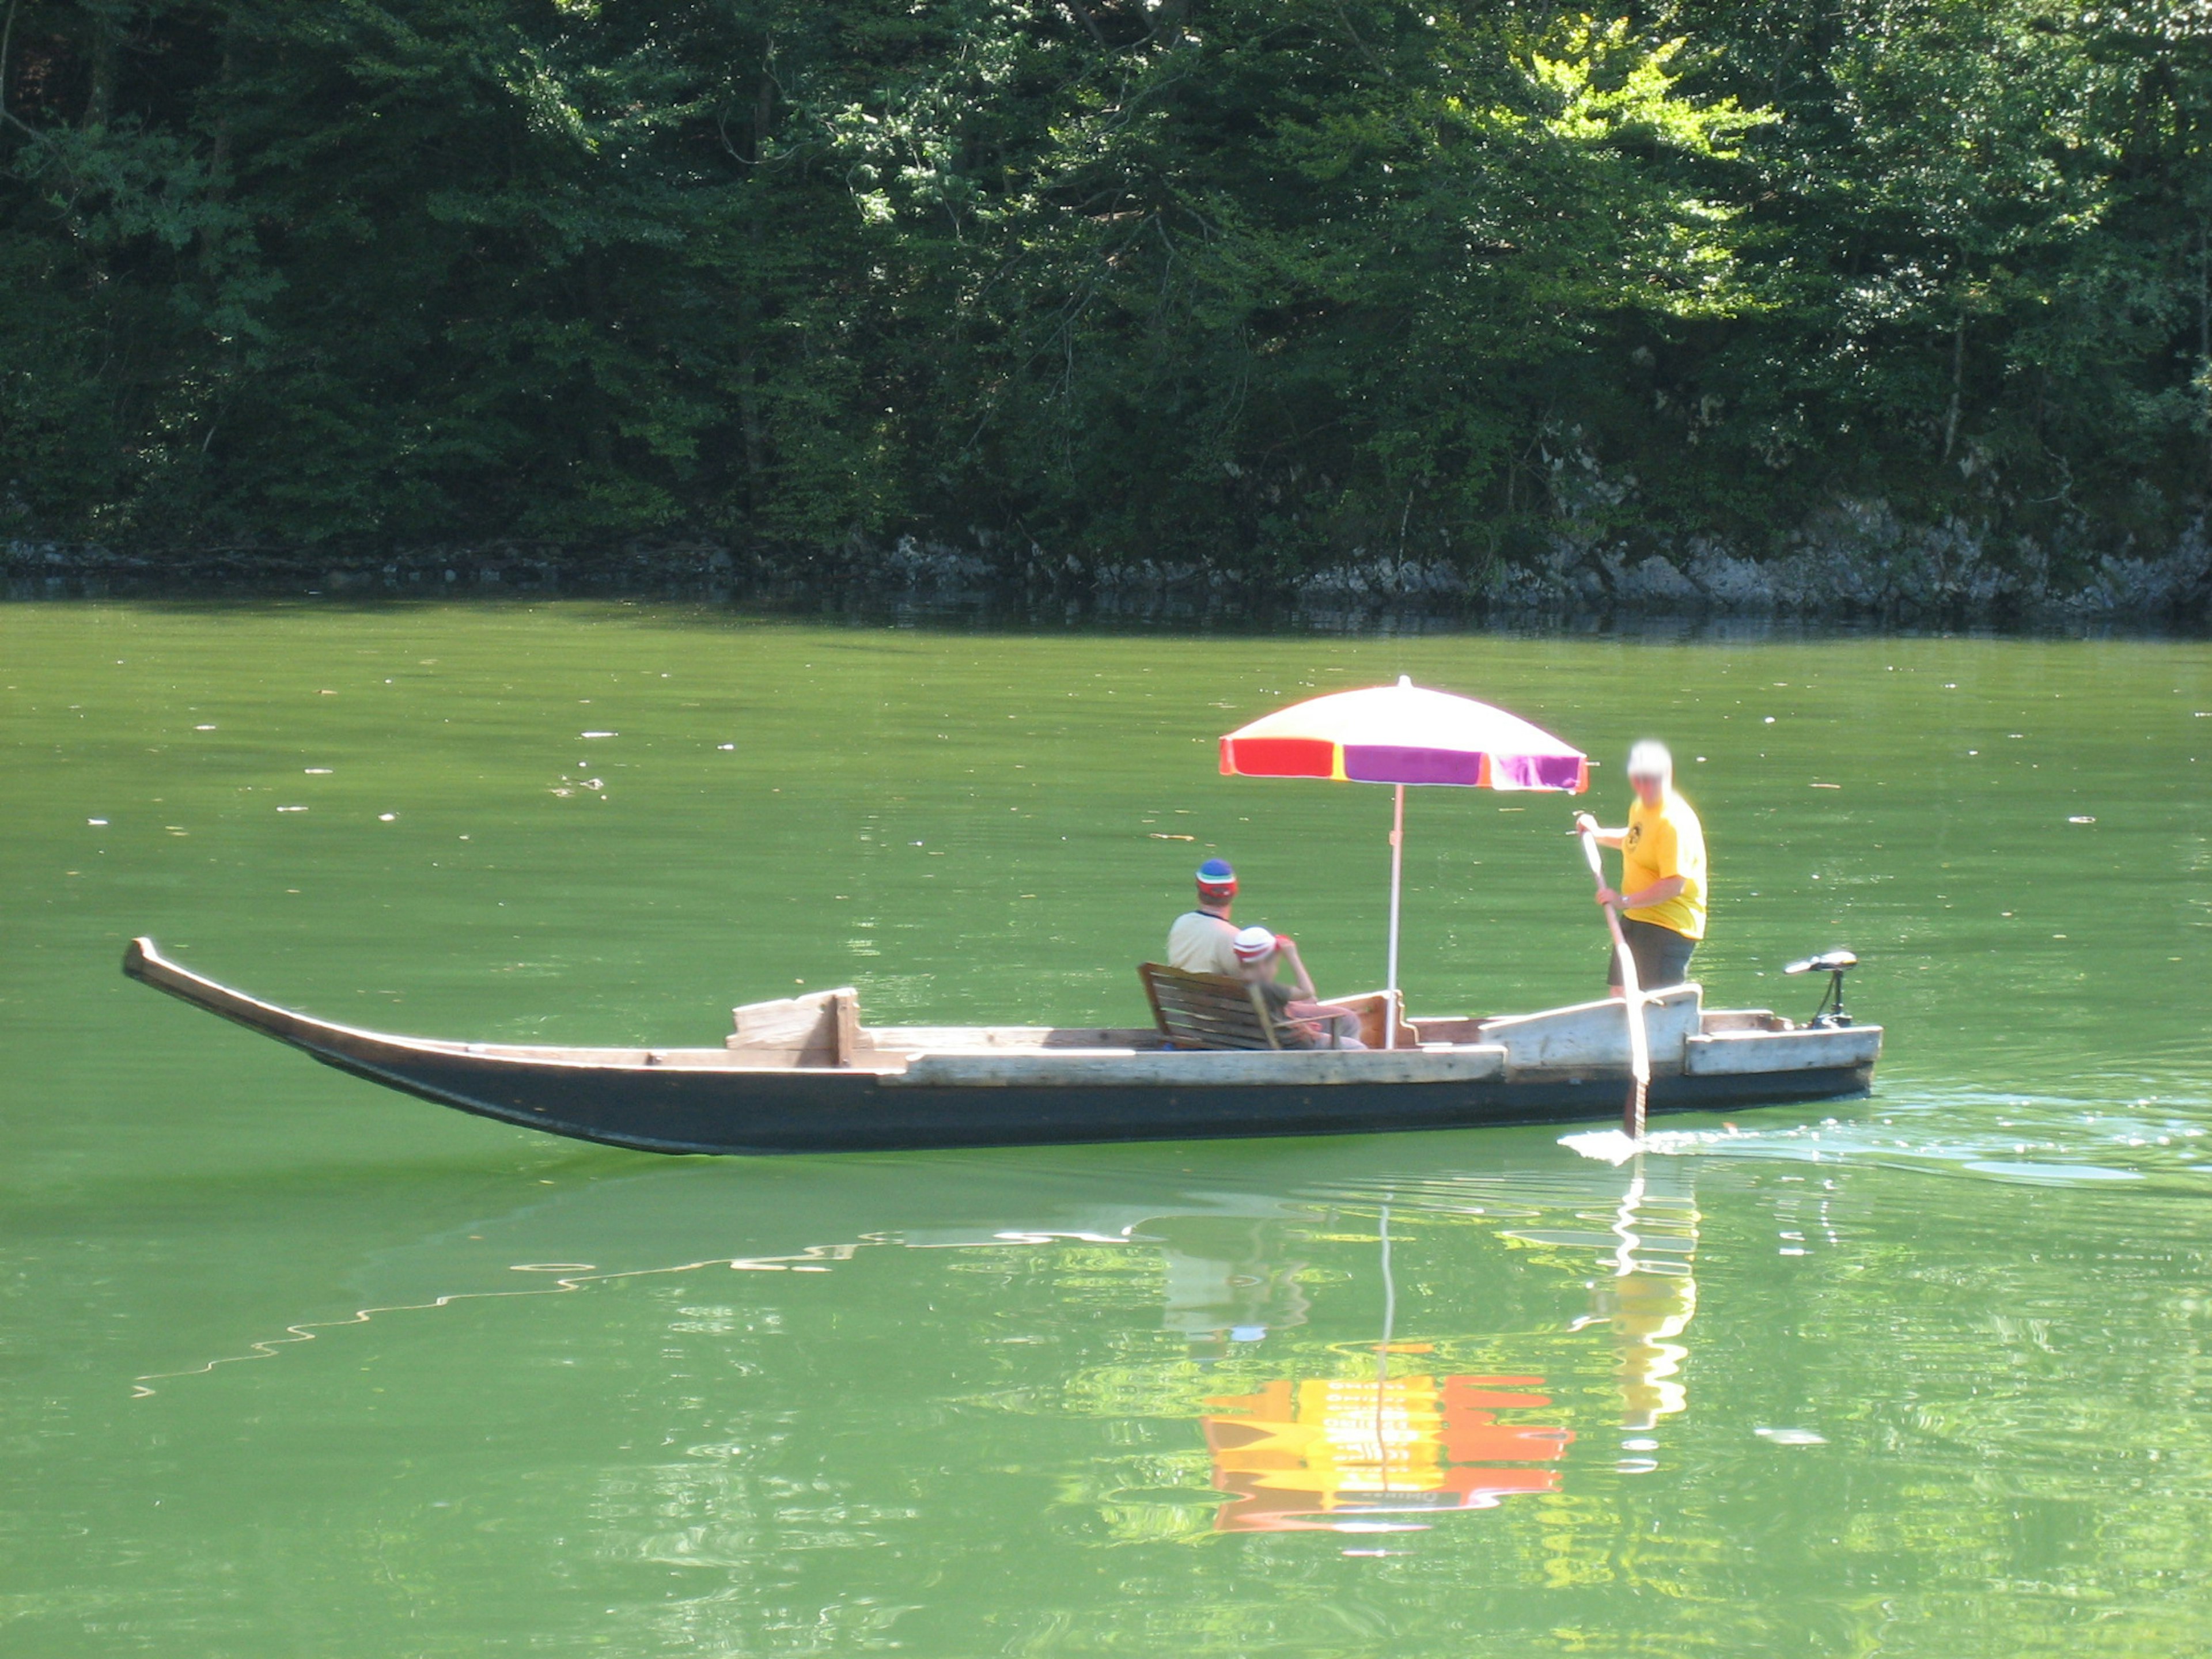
1166, 858, 1243, 977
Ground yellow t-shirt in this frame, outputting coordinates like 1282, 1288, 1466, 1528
1622, 790, 1707, 940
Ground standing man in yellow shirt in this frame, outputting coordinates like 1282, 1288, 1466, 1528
1573, 740, 1707, 991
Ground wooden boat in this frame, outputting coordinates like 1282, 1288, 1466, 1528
124, 937, 1880, 1156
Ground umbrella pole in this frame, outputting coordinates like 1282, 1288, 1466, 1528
1385, 784, 1405, 1049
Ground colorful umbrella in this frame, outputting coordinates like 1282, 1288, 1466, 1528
1219, 677, 1588, 1041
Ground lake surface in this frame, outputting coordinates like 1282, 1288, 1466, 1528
2, 602, 2207, 1657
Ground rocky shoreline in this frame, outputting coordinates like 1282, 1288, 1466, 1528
7, 503, 2208, 629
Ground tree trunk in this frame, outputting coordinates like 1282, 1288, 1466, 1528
1, 0, 20, 128
584, 249, 615, 469
1064, 0, 1109, 48
751, 70, 773, 163
210, 11, 243, 174
735, 47, 774, 509
81, 3, 119, 128
737, 352, 764, 502
1941, 307, 1966, 463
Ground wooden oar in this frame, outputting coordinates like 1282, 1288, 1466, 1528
1580, 828, 1649, 1139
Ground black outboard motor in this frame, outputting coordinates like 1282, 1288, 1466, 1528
1783, 949, 1857, 1028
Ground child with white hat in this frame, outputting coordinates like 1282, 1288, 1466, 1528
1231, 927, 1366, 1050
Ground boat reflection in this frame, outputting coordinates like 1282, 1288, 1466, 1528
129, 1144, 1702, 1550
1151, 1216, 1312, 1358
1193, 1163, 1702, 1531
1202, 1370, 1571, 1532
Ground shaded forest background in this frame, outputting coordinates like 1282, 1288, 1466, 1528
2, 0, 2208, 594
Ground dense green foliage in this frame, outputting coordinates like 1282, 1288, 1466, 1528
2, 1, 2207, 577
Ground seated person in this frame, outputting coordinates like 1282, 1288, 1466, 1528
1230, 927, 1368, 1050
1166, 858, 1241, 976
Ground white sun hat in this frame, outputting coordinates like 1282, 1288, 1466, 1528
1231, 926, 1281, 963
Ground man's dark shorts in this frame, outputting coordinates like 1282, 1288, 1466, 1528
1604, 919, 1698, 990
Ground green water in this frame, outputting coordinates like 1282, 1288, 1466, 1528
3, 603, 2209, 1658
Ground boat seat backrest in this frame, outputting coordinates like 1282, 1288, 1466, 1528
1138, 963, 1282, 1051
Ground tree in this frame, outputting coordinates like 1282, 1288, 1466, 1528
2, 1, 2203, 578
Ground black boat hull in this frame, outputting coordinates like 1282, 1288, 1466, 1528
311, 1047, 1870, 1154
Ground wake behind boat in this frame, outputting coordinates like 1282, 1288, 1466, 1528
123, 938, 1879, 1156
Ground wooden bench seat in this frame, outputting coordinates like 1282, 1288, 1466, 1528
1138, 963, 1283, 1050
1138, 964, 1420, 1052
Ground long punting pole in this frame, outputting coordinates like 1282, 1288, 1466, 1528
1580, 828, 1650, 1138
1384, 783, 1406, 1050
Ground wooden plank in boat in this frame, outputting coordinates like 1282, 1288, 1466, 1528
1699, 1008, 1786, 1034
869, 1026, 1159, 1050
1683, 1027, 1881, 1075
461, 1044, 753, 1068
729, 987, 864, 1059
1480, 986, 1702, 1074
1407, 1015, 1486, 1045
887, 1046, 1509, 1088
1332, 988, 1419, 1050
831, 991, 861, 1068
